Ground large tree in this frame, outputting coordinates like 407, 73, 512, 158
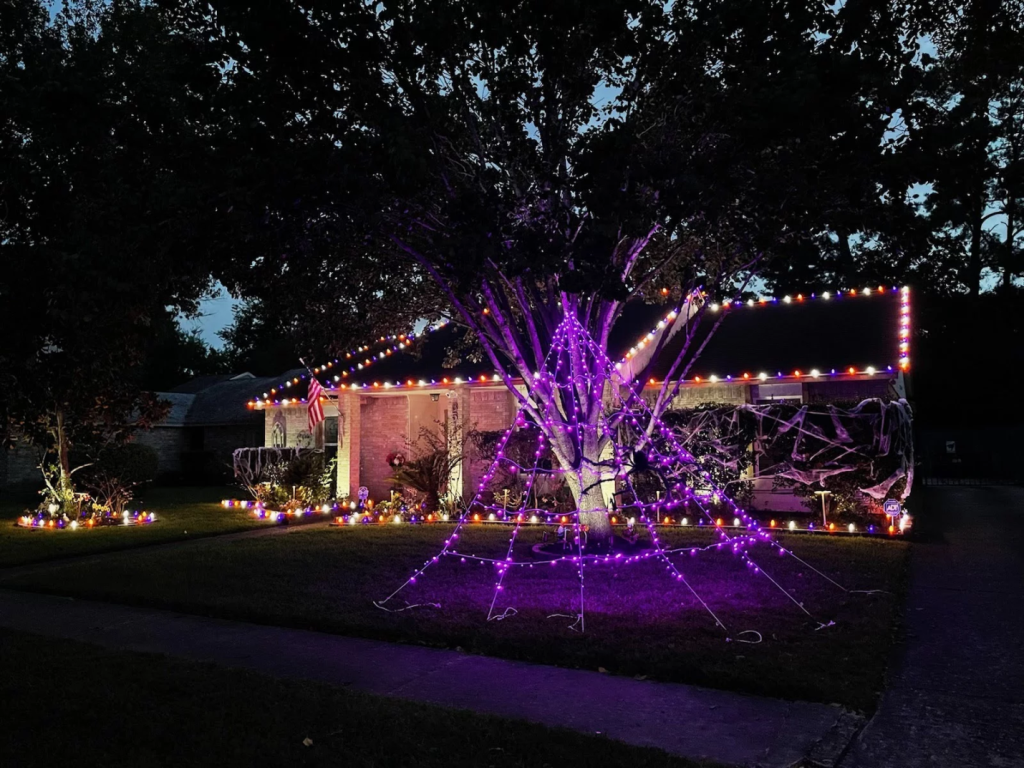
908, 0, 1024, 295
179, 0, 914, 541
0, 0, 225, 508
218, 298, 307, 377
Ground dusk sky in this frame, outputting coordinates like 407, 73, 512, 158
190, 283, 239, 348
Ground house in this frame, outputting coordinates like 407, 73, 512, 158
0, 373, 273, 489
247, 286, 911, 510
135, 373, 280, 481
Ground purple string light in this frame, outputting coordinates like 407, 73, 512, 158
375, 311, 856, 634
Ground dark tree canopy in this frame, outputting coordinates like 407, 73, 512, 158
217, 299, 307, 377
4, 0, 1021, 511
0, 0, 227, 504
177, 0, 917, 363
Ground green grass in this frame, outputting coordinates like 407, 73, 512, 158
0, 628, 707, 768
0, 522, 909, 711
0, 486, 271, 568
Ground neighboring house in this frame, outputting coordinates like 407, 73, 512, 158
0, 437, 38, 490
246, 287, 911, 509
0, 401, 221, 491
136, 373, 273, 481
0, 372, 273, 489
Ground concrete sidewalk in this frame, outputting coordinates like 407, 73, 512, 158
0, 588, 850, 768
840, 486, 1024, 768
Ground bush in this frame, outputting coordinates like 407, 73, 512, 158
279, 451, 335, 505
82, 443, 159, 515
234, 449, 335, 507
388, 449, 460, 512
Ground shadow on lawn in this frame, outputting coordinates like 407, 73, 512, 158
0, 523, 910, 712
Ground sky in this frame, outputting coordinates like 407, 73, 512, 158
188, 283, 239, 349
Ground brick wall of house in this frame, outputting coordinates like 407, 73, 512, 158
634, 382, 751, 411
469, 388, 515, 432
464, 387, 517, 498
359, 395, 409, 499
409, 393, 445, 446
805, 378, 891, 403
667, 383, 751, 408
1, 438, 39, 487
134, 428, 188, 476
280, 405, 314, 448
262, 402, 341, 449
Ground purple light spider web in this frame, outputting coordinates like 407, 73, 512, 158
375, 312, 860, 638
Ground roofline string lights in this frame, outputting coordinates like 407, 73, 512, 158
373, 312, 873, 634
249, 320, 451, 408
618, 285, 911, 385
251, 371, 507, 408
251, 285, 910, 409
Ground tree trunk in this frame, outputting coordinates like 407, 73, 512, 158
563, 451, 614, 545
54, 410, 75, 513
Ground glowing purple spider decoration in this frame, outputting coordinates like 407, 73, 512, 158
375, 313, 854, 637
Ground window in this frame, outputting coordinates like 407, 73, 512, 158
753, 382, 803, 406
324, 416, 339, 446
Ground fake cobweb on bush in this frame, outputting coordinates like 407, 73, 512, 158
375, 313, 881, 638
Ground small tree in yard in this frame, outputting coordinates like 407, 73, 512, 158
17, 373, 169, 516
186, 0, 916, 543
1, 0, 226, 512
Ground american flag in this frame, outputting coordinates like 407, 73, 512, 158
307, 376, 325, 432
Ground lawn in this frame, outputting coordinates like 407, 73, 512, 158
0, 628, 706, 768
0, 522, 909, 711
0, 486, 271, 568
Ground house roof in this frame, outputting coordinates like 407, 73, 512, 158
168, 372, 255, 394
157, 393, 197, 426
185, 375, 281, 425
250, 285, 910, 407
159, 374, 281, 427
617, 287, 907, 382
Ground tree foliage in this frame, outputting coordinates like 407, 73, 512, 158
140, 311, 230, 391
164, 0, 917, 539
0, 0, 226, 498
912, 0, 1024, 295
217, 299, 305, 377
4, 0, 1021, 514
